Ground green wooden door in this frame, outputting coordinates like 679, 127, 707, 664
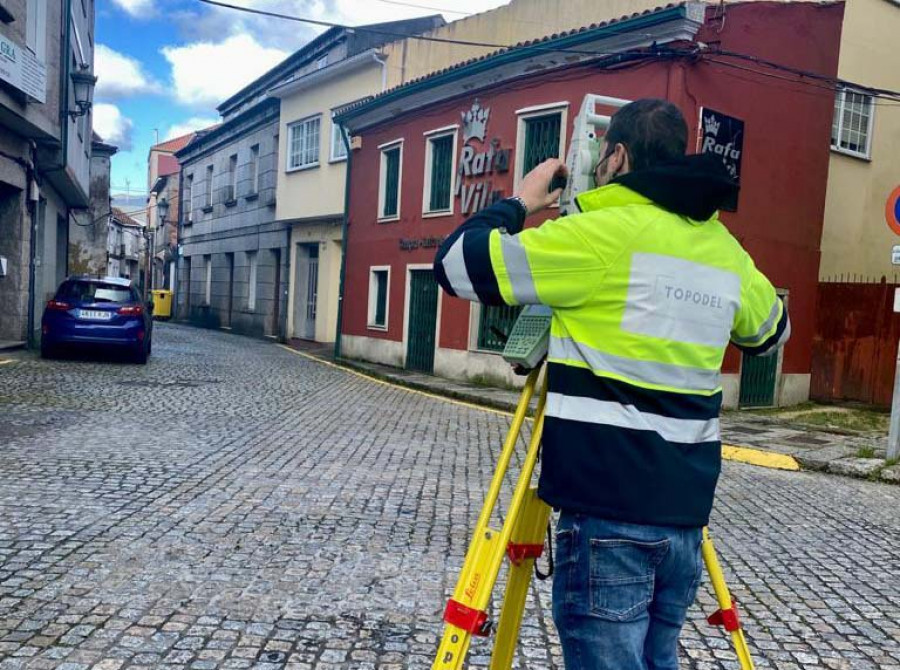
406, 269, 439, 373
739, 352, 778, 407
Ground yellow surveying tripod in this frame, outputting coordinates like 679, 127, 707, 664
432, 310, 754, 670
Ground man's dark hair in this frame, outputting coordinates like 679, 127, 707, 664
605, 99, 688, 171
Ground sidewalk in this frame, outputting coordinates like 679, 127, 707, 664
288, 339, 900, 485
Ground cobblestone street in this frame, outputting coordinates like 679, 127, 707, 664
1, 323, 899, 670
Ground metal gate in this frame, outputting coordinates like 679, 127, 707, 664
406, 269, 438, 373
739, 352, 778, 407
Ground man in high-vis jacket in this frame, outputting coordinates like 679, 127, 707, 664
433, 99, 789, 669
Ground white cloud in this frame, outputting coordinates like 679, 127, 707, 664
93, 103, 134, 151
162, 33, 289, 108
95, 44, 161, 100
166, 116, 220, 140
111, 0, 153, 18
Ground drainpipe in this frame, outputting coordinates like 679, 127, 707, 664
333, 123, 353, 360
25, 147, 38, 348
372, 52, 387, 93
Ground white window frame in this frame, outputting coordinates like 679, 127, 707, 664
184, 174, 193, 224
514, 102, 569, 194
26, 0, 47, 59
317, 54, 329, 70
247, 251, 257, 310
367, 266, 391, 331
286, 114, 322, 172
422, 125, 459, 217
330, 117, 348, 163
249, 145, 260, 195
204, 255, 212, 305
377, 139, 403, 222
467, 302, 525, 355
401, 264, 444, 364
831, 88, 874, 160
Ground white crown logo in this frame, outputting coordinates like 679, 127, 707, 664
704, 114, 721, 136
462, 99, 490, 143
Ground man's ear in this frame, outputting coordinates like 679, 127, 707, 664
610, 143, 630, 178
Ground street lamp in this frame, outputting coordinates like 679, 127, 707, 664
69, 71, 97, 120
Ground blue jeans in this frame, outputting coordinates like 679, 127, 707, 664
552, 512, 703, 670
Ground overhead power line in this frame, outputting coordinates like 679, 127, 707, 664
196, 0, 900, 103
368, 0, 472, 16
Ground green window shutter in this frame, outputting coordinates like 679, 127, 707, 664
523, 113, 562, 174
429, 135, 453, 212
374, 271, 387, 326
478, 304, 523, 352
383, 148, 400, 217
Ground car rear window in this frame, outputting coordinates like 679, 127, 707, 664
58, 281, 135, 304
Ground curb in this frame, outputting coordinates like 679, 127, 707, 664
280, 344, 802, 473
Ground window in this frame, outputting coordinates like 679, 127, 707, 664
477, 304, 522, 352
184, 174, 193, 223
831, 89, 874, 159
205, 165, 214, 208
330, 118, 348, 162
368, 267, 390, 329
249, 145, 260, 195
516, 104, 567, 186
183, 256, 191, 310
204, 255, 212, 304
26, 0, 47, 58
423, 129, 457, 214
287, 116, 321, 170
227, 154, 237, 202
247, 251, 257, 310
378, 141, 402, 220
317, 55, 329, 70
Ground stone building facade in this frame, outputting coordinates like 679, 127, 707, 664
0, 0, 97, 344
175, 99, 286, 338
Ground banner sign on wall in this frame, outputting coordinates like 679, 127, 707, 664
0, 34, 47, 103
698, 107, 743, 212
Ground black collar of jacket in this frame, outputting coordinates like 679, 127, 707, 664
612, 154, 739, 221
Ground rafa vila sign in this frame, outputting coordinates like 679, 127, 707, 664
455, 100, 512, 215
886, 185, 900, 237
699, 107, 744, 212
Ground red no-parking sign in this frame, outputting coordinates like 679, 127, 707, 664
886, 185, 900, 236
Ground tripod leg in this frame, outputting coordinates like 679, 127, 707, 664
702, 527, 755, 670
490, 488, 552, 670
433, 372, 546, 670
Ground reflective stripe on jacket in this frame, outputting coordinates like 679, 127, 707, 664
434, 181, 789, 527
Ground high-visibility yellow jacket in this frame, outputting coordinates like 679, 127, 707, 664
434, 157, 789, 527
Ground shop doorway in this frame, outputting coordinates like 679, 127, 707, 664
293, 243, 318, 340
405, 268, 438, 373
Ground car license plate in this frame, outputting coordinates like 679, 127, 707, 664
79, 309, 112, 321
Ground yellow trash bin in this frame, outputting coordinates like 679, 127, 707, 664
150, 289, 173, 320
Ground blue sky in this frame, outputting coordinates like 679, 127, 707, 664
94, 0, 509, 203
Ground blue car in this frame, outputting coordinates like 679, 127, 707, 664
41, 276, 153, 364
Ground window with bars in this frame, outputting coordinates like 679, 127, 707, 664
426, 133, 454, 213
478, 304, 522, 352
521, 112, 562, 176
368, 268, 389, 328
831, 90, 873, 159
380, 144, 401, 219
287, 116, 321, 170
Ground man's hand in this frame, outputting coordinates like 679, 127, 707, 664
514, 159, 568, 215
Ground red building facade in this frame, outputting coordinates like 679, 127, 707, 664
338, 2, 843, 407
